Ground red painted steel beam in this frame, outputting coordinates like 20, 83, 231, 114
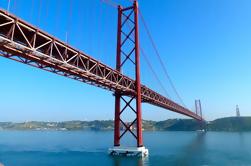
0, 9, 204, 121
114, 5, 122, 147
134, 1, 143, 147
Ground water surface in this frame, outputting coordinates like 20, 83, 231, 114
0, 131, 250, 165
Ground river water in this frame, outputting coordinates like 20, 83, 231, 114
0, 131, 250, 166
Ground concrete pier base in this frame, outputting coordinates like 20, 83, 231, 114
108, 146, 149, 157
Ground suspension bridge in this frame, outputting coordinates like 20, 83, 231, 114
0, 0, 205, 157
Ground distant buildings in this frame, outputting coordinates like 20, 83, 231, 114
236, 105, 240, 117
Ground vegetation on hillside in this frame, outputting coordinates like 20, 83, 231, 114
207, 117, 251, 131
0, 117, 250, 131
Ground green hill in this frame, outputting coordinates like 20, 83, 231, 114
0, 117, 250, 131
207, 116, 251, 131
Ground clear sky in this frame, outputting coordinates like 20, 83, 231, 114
0, 0, 251, 122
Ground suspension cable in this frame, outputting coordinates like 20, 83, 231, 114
55, 0, 61, 35
101, 0, 177, 102
140, 48, 171, 98
66, 0, 73, 44
100, 0, 118, 8
7, 0, 11, 12
30, 0, 34, 20
45, 0, 49, 18
124, 20, 171, 98
138, 9, 186, 107
97, 1, 104, 61
37, 0, 42, 26
125, 0, 186, 106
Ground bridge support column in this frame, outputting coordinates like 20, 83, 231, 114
109, 1, 148, 157
195, 100, 206, 132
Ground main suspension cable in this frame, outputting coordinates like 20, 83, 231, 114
138, 9, 186, 107
140, 48, 171, 98
124, 21, 170, 98
126, 0, 186, 106
100, 0, 118, 8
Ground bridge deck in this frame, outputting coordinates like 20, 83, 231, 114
0, 9, 203, 121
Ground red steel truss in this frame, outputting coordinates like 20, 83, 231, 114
0, 5, 203, 130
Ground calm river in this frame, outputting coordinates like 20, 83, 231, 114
0, 131, 250, 166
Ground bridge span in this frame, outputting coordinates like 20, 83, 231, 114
0, 0, 204, 157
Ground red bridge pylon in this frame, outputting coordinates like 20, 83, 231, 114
195, 100, 202, 120
195, 100, 207, 131
109, 1, 148, 157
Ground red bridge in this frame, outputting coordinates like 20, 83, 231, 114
0, 0, 204, 156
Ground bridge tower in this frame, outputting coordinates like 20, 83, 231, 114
195, 100, 202, 120
195, 100, 206, 131
109, 1, 148, 157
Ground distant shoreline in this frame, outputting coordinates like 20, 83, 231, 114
1, 116, 251, 132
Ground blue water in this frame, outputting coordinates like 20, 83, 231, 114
0, 131, 251, 166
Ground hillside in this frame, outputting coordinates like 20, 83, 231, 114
0, 117, 250, 131
207, 116, 251, 131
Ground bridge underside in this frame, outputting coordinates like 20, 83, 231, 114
0, 9, 203, 121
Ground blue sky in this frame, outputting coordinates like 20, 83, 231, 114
0, 0, 251, 122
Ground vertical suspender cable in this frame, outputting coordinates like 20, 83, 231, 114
97, 1, 103, 61
55, 0, 61, 35
7, 0, 11, 12
66, 0, 73, 44
45, 0, 49, 18
30, 0, 34, 20
89, 0, 93, 54
100, 0, 120, 66
37, 0, 42, 26
13, 0, 17, 13
77, 1, 83, 51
